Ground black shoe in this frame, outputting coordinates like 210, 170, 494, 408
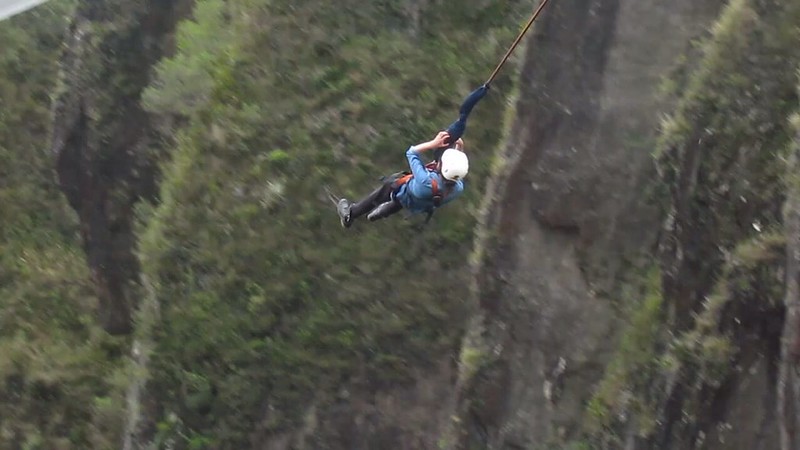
367, 200, 401, 222
337, 199, 353, 228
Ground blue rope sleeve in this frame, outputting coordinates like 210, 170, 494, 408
431, 84, 489, 162
444, 84, 489, 145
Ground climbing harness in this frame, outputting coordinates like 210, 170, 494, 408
384, 159, 454, 225
390, 163, 448, 205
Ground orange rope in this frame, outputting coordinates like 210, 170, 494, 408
485, 0, 552, 86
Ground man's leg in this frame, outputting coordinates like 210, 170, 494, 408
338, 181, 394, 227
366, 198, 402, 222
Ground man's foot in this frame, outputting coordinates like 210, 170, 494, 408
337, 199, 353, 228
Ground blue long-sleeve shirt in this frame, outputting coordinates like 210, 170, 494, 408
393, 145, 465, 213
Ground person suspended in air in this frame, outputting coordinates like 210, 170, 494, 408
334, 84, 489, 227
326, 0, 552, 228
337, 131, 470, 227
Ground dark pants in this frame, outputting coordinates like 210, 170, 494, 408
350, 179, 403, 221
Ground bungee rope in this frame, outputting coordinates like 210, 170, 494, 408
436, 0, 553, 158
485, 0, 552, 87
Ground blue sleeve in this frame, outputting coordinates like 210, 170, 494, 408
406, 146, 433, 186
404, 145, 436, 200
444, 84, 489, 145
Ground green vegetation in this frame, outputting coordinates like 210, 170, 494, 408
0, 0, 529, 446
3, 0, 799, 448
585, 232, 787, 447
582, 0, 800, 445
136, 0, 527, 446
586, 267, 665, 442
0, 2, 130, 448
655, 0, 799, 260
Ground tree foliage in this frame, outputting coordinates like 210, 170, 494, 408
0, 2, 130, 448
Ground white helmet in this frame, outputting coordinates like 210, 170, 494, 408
440, 148, 469, 181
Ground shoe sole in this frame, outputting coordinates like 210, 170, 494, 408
337, 199, 352, 228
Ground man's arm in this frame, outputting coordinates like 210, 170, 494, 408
405, 131, 450, 182
413, 131, 450, 152
406, 146, 431, 184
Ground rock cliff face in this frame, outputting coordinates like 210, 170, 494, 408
448, 0, 727, 447
450, 0, 800, 448
646, 0, 800, 448
51, 0, 190, 335
779, 113, 800, 450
